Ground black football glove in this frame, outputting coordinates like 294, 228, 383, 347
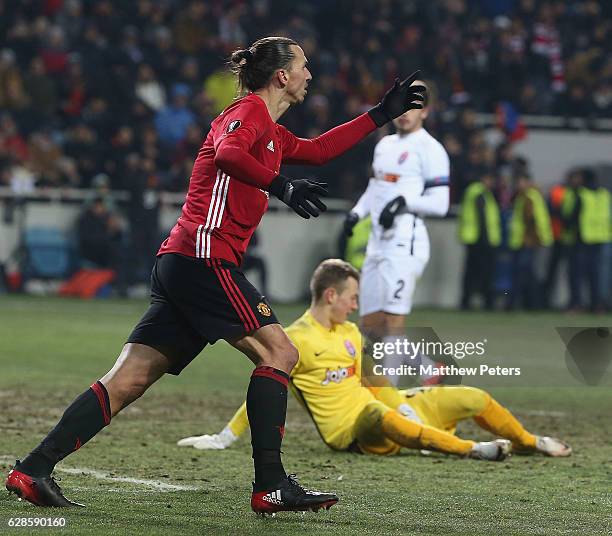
343, 212, 359, 236
379, 196, 406, 229
269, 174, 328, 219
368, 70, 426, 127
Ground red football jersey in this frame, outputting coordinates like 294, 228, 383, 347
158, 93, 375, 265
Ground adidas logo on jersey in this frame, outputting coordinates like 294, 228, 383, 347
266, 140, 275, 152
262, 490, 282, 504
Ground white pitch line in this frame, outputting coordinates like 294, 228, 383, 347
0, 456, 197, 492
58, 467, 198, 491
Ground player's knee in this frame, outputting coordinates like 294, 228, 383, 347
104, 375, 149, 415
357, 401, 387, 430
256, 336, 299, 373
458, 387, 491, 416
267, 339, 299, 372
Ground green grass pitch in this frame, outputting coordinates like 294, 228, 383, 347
0, 296, 610, 535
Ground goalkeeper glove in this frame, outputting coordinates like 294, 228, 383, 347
368, 71, 426, 127
379, 196, 406, 229
343, 211, 359, 236
269, 174, 328, 219
177, 426, 238, 450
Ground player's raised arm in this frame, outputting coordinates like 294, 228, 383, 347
212, 98, 328, 219
216, 141, 329, 219
280, 72, 426, 166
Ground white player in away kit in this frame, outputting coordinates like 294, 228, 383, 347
343, 81, 450, 385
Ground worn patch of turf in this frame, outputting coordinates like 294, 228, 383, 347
0, 296, 610, 535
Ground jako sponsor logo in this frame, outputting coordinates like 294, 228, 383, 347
321, 366, 355, 385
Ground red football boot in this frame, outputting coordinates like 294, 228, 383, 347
6, 463, 84, 507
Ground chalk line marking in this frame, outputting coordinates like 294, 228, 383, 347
0, 456, 197, 492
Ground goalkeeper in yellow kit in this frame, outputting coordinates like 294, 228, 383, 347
179, 259, 571, 459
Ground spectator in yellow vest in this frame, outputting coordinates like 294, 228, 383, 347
458, 173, 502, 310
203, 69, 237, 115
507, 174, 553, 310
543, 170, 575, 309
563, 169, 611, 312
601, 180, 612, 312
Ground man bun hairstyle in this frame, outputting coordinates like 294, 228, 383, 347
310, 259, 360, 302
230, 48, 253, 64
229, 36, 298, 94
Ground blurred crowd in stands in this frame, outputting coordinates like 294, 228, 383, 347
0, 0, 611, 198
0, 0, 610, 308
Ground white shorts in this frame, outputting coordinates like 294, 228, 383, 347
359, 252, 428, 316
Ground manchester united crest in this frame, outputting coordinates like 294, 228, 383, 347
257, 302, 272, 317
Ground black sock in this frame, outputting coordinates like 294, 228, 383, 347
247, 366, 289, 491
18, 381, 111, 477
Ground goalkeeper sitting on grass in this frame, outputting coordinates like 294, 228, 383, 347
179, 259, 571, 460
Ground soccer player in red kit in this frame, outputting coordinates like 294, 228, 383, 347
6, 36, 425, 514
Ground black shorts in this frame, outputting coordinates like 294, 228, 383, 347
127, 253, 278, 375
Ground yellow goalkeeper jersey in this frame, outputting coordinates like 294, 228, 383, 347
286, 310, 376, 450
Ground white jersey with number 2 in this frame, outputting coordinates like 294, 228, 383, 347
351, 127, 450, 315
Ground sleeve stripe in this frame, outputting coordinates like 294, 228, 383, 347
424, 176, 450, 189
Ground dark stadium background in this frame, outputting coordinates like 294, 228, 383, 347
0, 0, 610, 309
